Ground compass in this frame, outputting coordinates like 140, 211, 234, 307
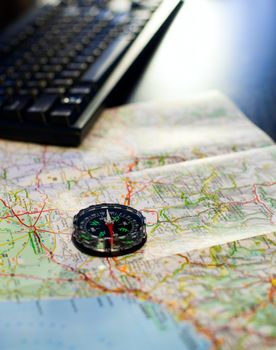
72, 203, 147, 257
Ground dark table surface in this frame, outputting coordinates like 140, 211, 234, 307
126, 0, 276, 141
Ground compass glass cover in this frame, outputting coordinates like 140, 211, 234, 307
72, 203, 147, 257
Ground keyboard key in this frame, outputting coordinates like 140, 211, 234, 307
5, 87, 15, 97
49, 57, 70, 65
42, 65, 62, 73
19, 64, 40, 73
26, 80, 48, 89
45, 87, 66, 95
52, 79, 74, 87
26, 94, 58, 124
81, 33, 133, 84
48, 106, 77, 126
21, 72, 33, 81
38, 57, 49, 65
74, 55, 95, 64
2, 78, 23, 89
18, 88, 40, 98
69, 84, 95, 96
60, 70, 81, 79
67, 62, 88, 71
1, 96, 32, 121
33, 72, 55, 81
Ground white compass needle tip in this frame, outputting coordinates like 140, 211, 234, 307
105, 209, 112, 224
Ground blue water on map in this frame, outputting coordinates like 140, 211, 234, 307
0, 296, 210, 350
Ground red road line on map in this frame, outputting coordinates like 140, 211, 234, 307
0, 208, 57, 220
140, 209, 159, 224
58, 160, 84, 172
261, 181, 276, 187
131, 183, 152, 197
252, 183, 274, 224
124, 180, 133, 205
0, 198, 71, 237
32, 202, 46, 227
178, 254, 225, 268
226, 198, 256, 206
127, 158, 139, 172
0, 197, 49, 236
222, 181, 275, 224
0, 198, 32, 228
32, 227, 50, 256
78, 272, 111, 292
124, 179, 154, 206
0, 197, 118, 294
36, 228, 71, 235
0, 197, 50, 256
268, 278, 275, 303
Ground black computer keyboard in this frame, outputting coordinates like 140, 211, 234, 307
0, 0, 182, 146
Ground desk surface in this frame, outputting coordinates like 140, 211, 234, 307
126, 0, 276, 141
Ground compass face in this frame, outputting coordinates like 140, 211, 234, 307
72, 203, 147, 257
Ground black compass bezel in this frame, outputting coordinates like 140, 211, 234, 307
72, 203, 147, 257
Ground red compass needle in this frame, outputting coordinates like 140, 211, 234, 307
106, 223, 114, 246
105, 209, 114, 247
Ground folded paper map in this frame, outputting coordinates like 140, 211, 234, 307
0, 91, 275, 349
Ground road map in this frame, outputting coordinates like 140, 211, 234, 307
1, 232, 275, 349
0, 91, 275, 349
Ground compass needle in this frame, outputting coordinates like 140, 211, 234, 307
105, 209, 112, 224
72, 204, 147, 257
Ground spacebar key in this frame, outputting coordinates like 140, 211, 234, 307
81, 33, 134, 84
